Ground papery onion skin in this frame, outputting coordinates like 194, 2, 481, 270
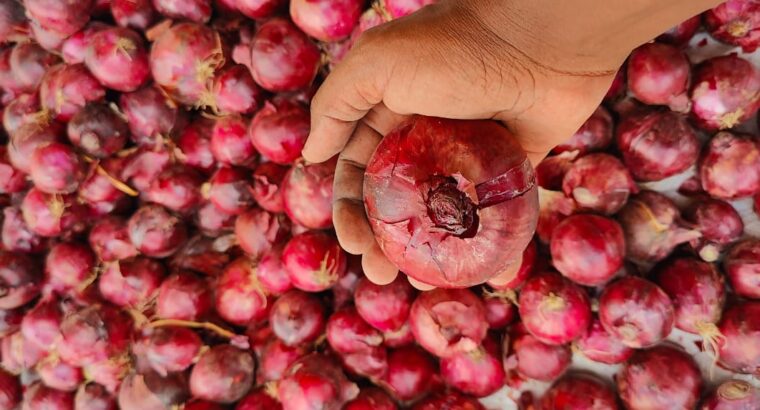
717, 301, 760, 374
724, 239, 760, 300
690, 54, 760, 131
574, 318, 633, 364
539, 373, 618, 410
684, 198, 744, 261
364, 116, 538, 288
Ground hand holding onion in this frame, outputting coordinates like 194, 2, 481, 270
303, 0, 717, 288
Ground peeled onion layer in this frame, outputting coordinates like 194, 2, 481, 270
364, 116, 538, 288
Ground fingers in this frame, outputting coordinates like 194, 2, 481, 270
361, 244, 399, 285
408, 277, 436, 291
302, 38, 391, 164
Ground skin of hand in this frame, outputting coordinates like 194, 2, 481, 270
302, 0, 722, 289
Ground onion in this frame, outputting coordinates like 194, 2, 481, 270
289, 0, 363, 42
249, 99, 309, 165
379, 0, 436, 19
724, 239, 760, 299
354, 276, 415, 333
152, 0, 211, 23
119, 86, 180, 148
282, 158, 336, 229
684, 198, 744, 261
574, 317, 633, 364
539, 373, 618, 410
690, 54, 760, 131
85, 26, 151, 92
23, 0, 93, 38
269, 290, 325, 346
68, 102, 129, 158
599, 276, 674, 348
235, 0, 286, 19
503, 324, 571, 382
382, 345, 437, 402
561, 153, 637, 214
717, 301, 760, 374
210, 116, 257, 167
189, 344, 254, 403
699, 131, 760, 199
617, 345, 702, 410
39, 64, 106, 121
440, 335, 505, 397
344, 388, 396, 410
627, 42, 691, 112
111, 0, 156, 31
704, 0, 760, 52
364, 117, 538, 288
702, 380, 760, 410
616, 108, 699, 181
211, 65, 263, 115
215, 258, 268, 326
157, 271, 212, 321
552, 106, 613, 155
409, 288, 487, 358
9, 42, 59, 93
246, 18, 321, 92
617, 190, 701, 264
277, 354, 359, 409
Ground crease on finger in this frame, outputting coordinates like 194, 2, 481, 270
362, 244, 399, 285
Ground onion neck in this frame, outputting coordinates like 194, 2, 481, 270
425, 177, 478, 237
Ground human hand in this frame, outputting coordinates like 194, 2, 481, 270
301, 0, 711, 288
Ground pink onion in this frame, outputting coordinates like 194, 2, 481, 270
704, 0, 760, 52
627, 42, 691, 112
690, 54, 760, 130
561, 153, 637, 214
724, 239, 760, 300
699, 131, 760, 199
290, 0, 363, 42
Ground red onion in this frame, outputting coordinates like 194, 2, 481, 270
111, 0, 156, 31
704, 0, 760, 52
152, 0, 211, 23
617, 190, 701, 264
0, 1, 27, 44
2, 207, 47, 253
617, 345, 702, 410
235, 0, 286, 19
88, 216, 138, 262
487, 238, 536, 291
344, 388, 397, 410
211, 65, 263, 115
409, 288, 487, 358
9, 42, 59, 92
724, 239, 760, 299
249, 99, 309, 165
170, 236, 230, 276
0, 369, 20, 410
382, 345, 437, 402
119, 86, 180, 148
37, 358, 83, 392
257, 244, 292, 294
616, 109, 699, 181
29, 142, 85, 194
145, 165, 204, 213
684, 198, 744, 261
0, 251, 40, 309
503, 324, 571, 382
235, 390, 282, 410
690, 54, 760, 130
412, 392, 484, 410
22, 189, 89, 238
121, 148, 171, 191
518, 271, 591, 345
561, 153, 637, 214
149, 22, 224, 105
354, 276, 415, 333
21, 383, 75, 410
246, 18, 321, 92
194, 202, 235, 237
440, 336, 504, 397
176, 118, 215, 172
282, 157, 336, 229
364, 117, 538, 288
702, 380, 760, 410
205, 167, 254, 215
215, 258, 268, 326
482, 292, 517, 329
99, 256, 164, 308
574, 317, 633, 364
1, 331, 47, 374
699, 131, 760, 199
137, 327, 202, 376
189, 344, 254, 403
85, 26, 150, 92
599, 276, 675, 348
23, 0, 93, 38
326, 307, 384, 354
61, 23, 107, 65
379, 0, 436, 19
117, 372, 189, 410
8, 122, 63, 174
539, 373, 618, 410
627, 42, 691, 112
68, 103, 129, 158
58, 305, 132, 367
210, 116, 257, 167
44, 242, 95, 298
2, 93, 42, 138
157, 271, 212, 321
655, 257, 725, 357
283, 231, 347, 292
290, 0, 363, 42
552, 106, 613, 155
39, 64, 106, 121
250, 162, 288, 213
259, 339, 305, 382
277, 354, 359, 409
718, 301, 760, 374
75, 383, 117, 410
550, 214, 625, 286
269, 290, 325, 346
128, 204, 188, 257
657, 15, 702, 46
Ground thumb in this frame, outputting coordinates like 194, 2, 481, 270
302, 37, 391, 163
